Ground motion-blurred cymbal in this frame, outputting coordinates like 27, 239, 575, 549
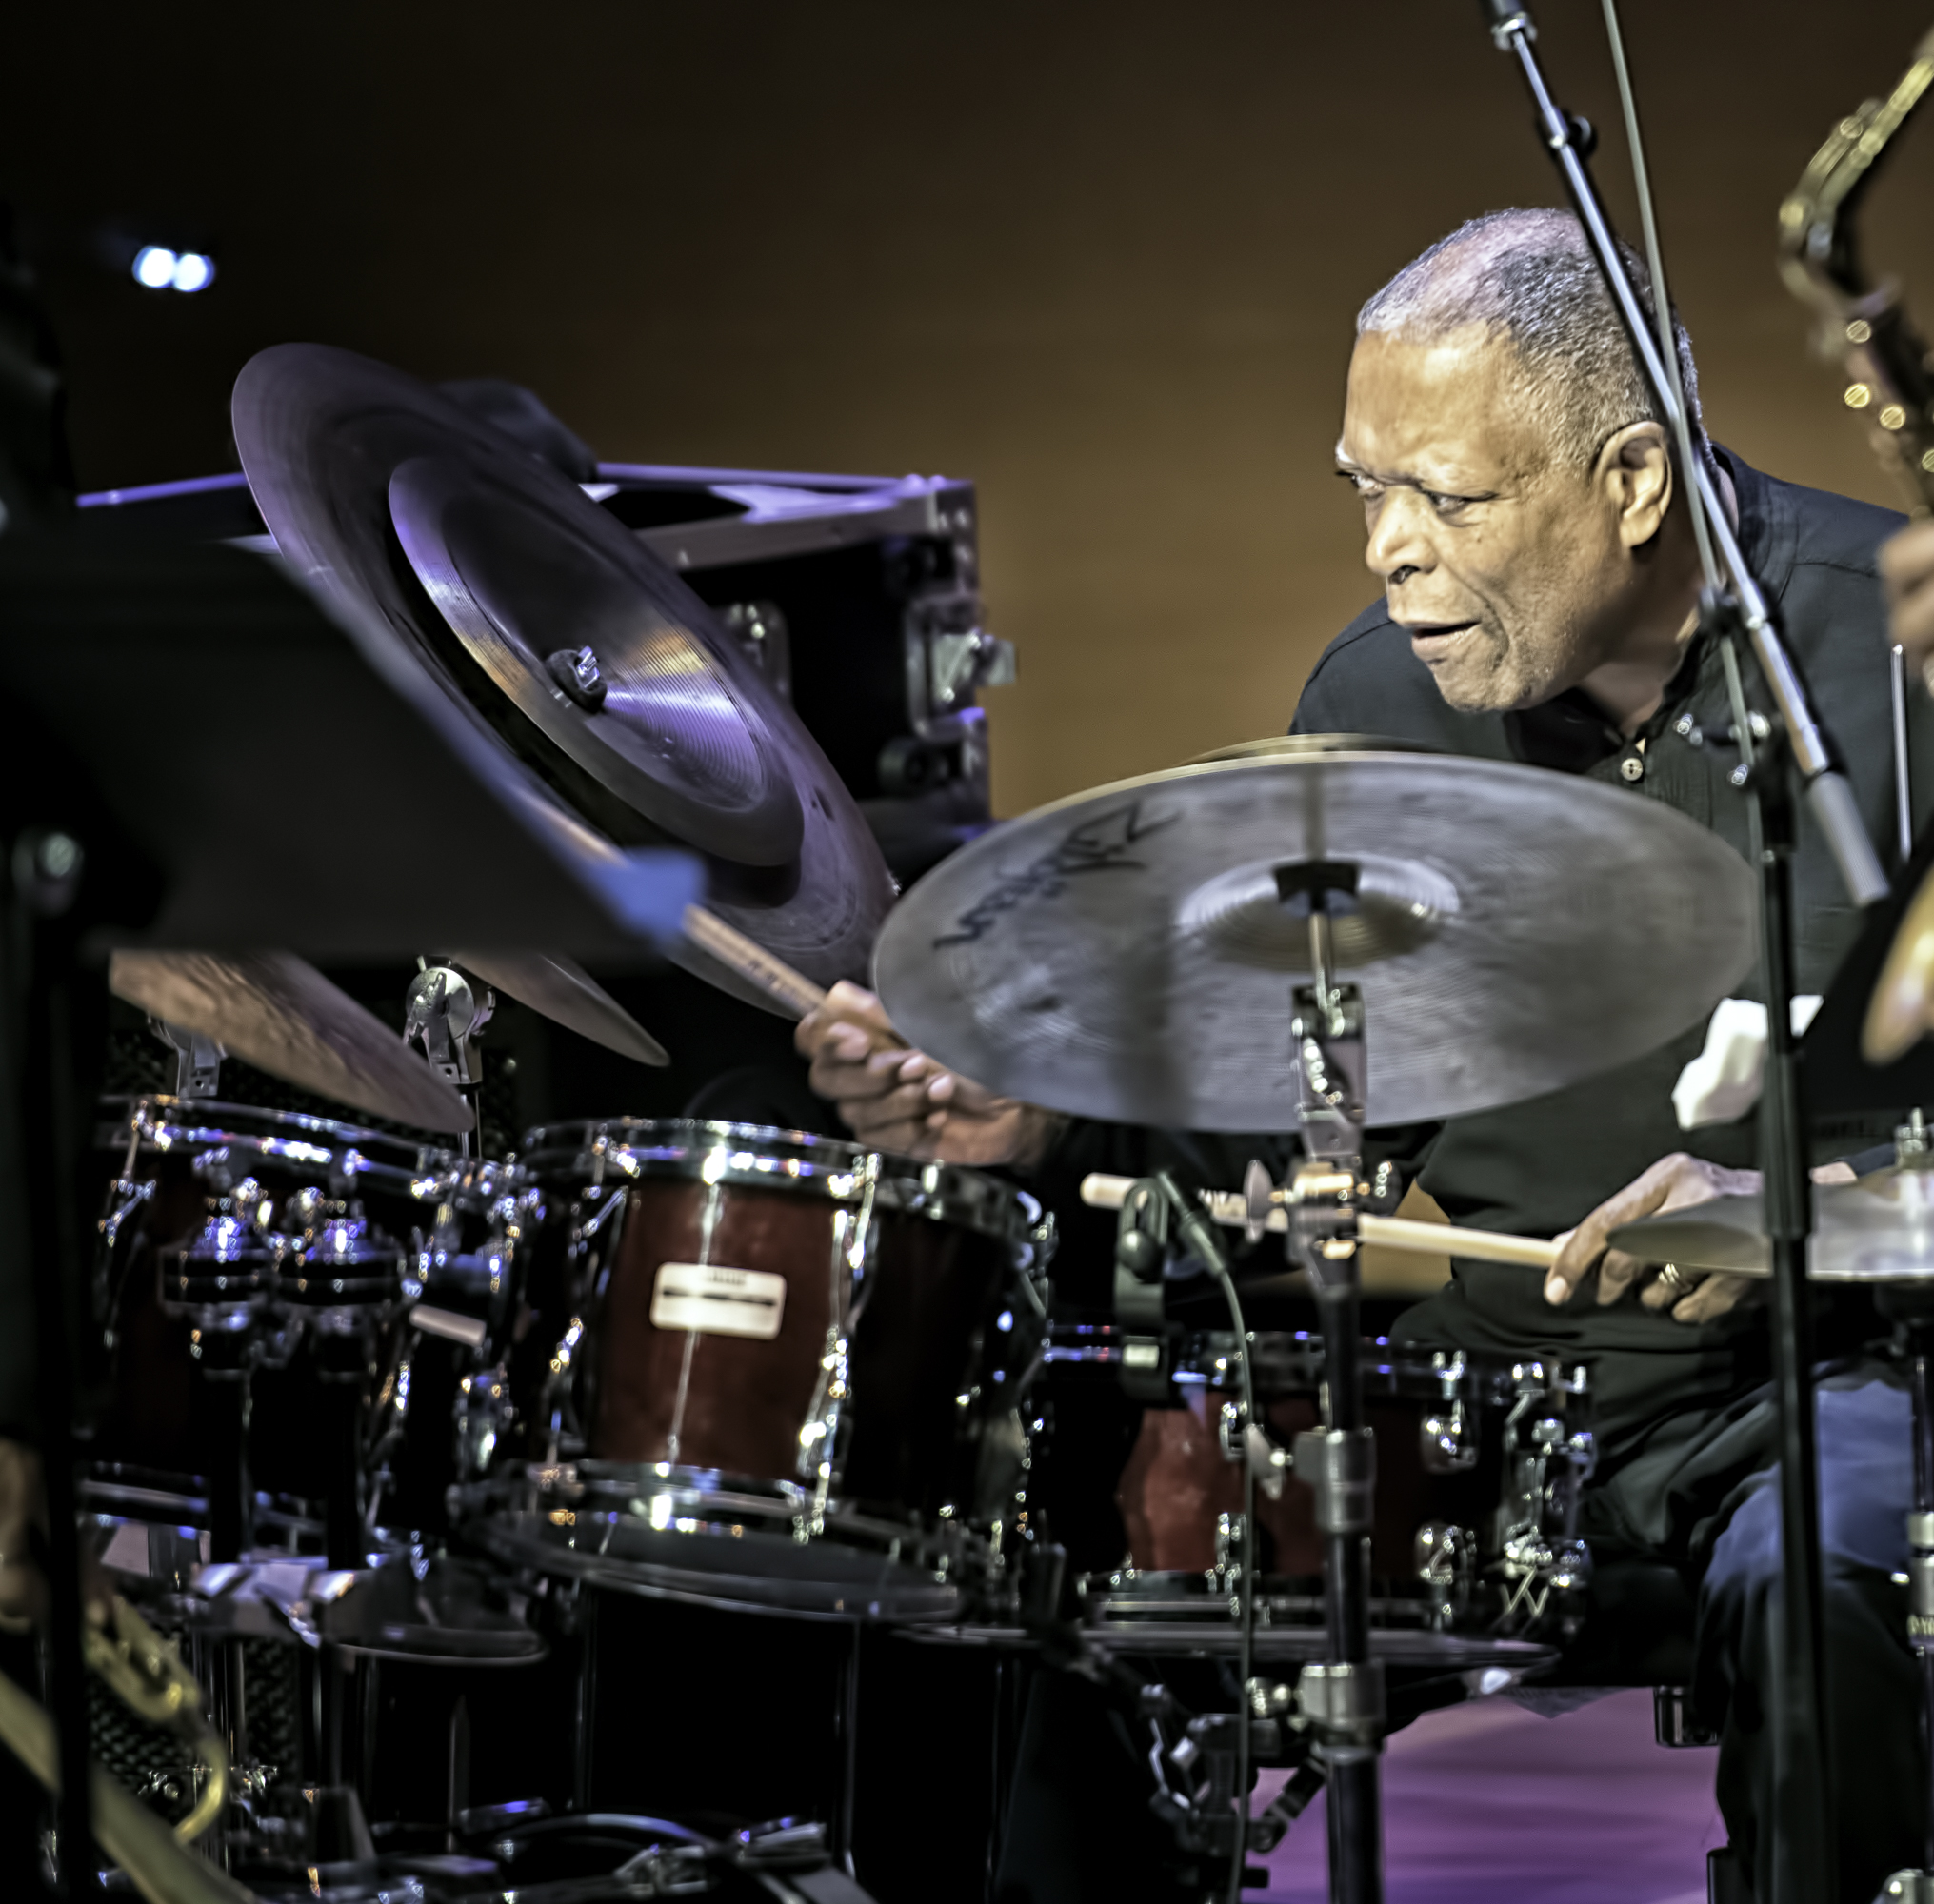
230, 345, 892, 997
1864, 863, 1934, 1064
1608, 1166, 1934, 1281
873, 745, 1757, 1130
110, 950, 474, 1135
449, 950, 668, 1066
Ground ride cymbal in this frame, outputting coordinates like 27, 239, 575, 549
109, 950, 474, 1134
449, 949, 668, 1066
873, 746, 1757, 1130
231, 345, 891, 994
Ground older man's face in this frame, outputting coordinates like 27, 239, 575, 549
1337, 327, 1633, 713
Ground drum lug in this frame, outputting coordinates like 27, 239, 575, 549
454, 1362, 515, 1477
1497, 1360, 1597, 1635
1211, 1510, 1246, 1592
1414, 1520, 1476, 1627
1421, 1350, 1479, 1474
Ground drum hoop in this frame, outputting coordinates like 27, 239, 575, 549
1166, 1330, 1532, 1405
518, 1117, 1046, 1252
97, 1096, 508, 1208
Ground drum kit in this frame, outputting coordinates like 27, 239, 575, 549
26, 23, 1934, 1904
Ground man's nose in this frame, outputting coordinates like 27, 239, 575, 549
1365, 491, 1436, 585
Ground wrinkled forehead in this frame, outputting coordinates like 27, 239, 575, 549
1340, 325, 1555, 487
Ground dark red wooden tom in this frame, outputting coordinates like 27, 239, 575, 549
1066, 1331, 1592, 1639
470, 1120, 1051, 1618
86, 1096, 520, 1557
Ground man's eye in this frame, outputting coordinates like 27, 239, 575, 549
1425, 490, 1476, 516
1341, 472, 1382, 501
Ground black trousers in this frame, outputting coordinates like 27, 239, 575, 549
1694, 1375, 1926, 1903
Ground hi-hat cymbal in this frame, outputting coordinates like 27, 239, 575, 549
449, 949, 668, 1066
109, 950, 474, 1135
1608, 1166, 1934, 1281
873, 746, 1757, 1130
231, 345, 892, 994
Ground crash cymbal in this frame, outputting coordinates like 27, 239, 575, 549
231, 346, 891, 992
109, 950, 474, 1135
231, 347, 796, 866
873, 746, 1757, 1129
387, 451, 803, 866
1607, 1166, 1934, 1280
449, 949, 668, 1066
1186, 733, 1443, 765
1864, 863, 1934, 1064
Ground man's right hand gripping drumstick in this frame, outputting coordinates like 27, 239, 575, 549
794, 981, 1065, 1167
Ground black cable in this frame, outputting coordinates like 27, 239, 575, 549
1151, 1172, 1256, 1904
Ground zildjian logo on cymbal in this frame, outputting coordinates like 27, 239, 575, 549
933, 801, 1179, 946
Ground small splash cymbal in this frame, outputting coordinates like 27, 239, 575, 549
449, 950, 668, 1066
110, 950, 474, 1135
231, 345, 893, 994
1608, 1166, 1934, 1281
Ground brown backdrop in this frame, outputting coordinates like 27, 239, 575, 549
9, 0, 1934, 817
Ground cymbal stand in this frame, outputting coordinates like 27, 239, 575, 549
405, 962, 490, 1156
1273, 878, 1383, 1904
1473, 4, 1892, 1891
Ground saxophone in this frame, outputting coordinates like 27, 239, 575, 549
1781, 30, 1934, 1063
1779, 29, 1934, 519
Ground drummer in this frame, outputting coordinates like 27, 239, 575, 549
799, 208, 1933, 1904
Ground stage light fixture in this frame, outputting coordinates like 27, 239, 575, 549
131, 245, 176, 288
131, 246, 217, 293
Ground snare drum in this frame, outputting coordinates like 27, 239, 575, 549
1061, 1329, 1594, 1642
458, 1119, 1053, 1618
90, 1097, 526, 1555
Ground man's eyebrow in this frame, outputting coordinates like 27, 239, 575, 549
1332, 460, 1496, 500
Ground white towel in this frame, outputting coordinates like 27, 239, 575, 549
1672, 995, 1824, 1130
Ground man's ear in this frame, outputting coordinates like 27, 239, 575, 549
1599, 421, 1673, 549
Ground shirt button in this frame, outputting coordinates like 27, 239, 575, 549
1619, 755, 1645, 783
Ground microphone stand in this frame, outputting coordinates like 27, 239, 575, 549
1476, 4, 1890, 1894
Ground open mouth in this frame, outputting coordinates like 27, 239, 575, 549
1405, 621, 1479, 661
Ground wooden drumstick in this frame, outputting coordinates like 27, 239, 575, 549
1079, 1171, 1559, 1271
678, 921, 1550, 1255
683, 904, 829, 1018
681, 905, 909, 1050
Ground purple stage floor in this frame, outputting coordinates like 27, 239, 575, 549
1257, 1688, 1724, 1903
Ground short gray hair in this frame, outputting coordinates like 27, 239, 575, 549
1357, 208, 1710, 473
